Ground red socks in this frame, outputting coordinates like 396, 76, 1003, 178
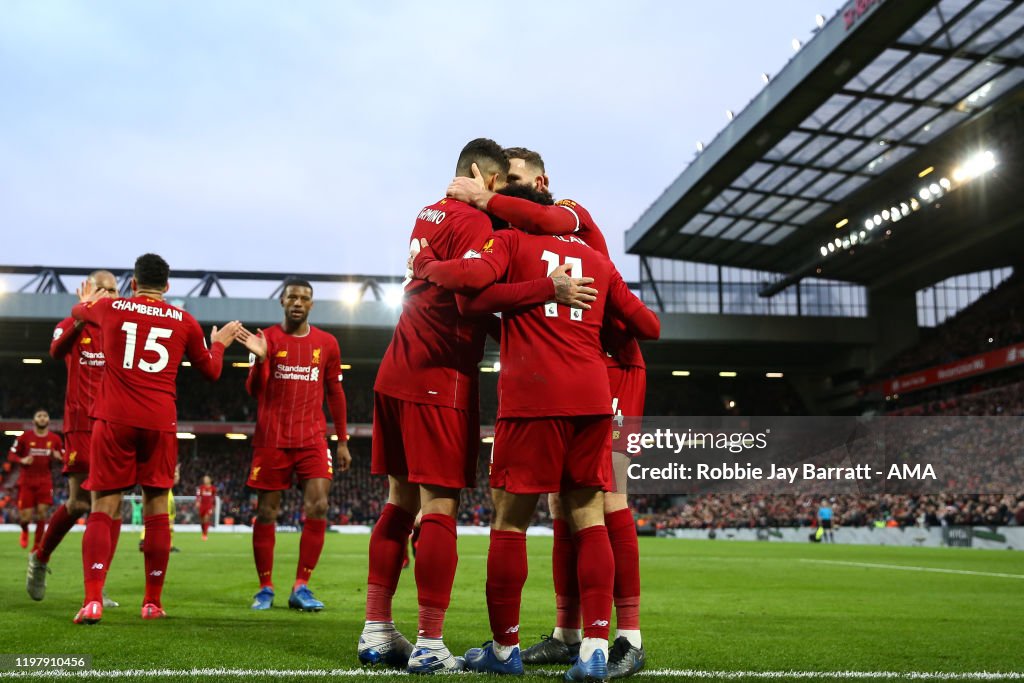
38, 504, 76, 564
33, 518, 46, 552
82, 512, 113, 604
552, 518, 581, 630
366, 504, 415, 621
107, 517, 122, 572
487, 529, 527, 646
606, 508, 641, 630
575, 525, 614, 641
415, 514, 458, 638
253, 521, 276, 589
295, 518, 327, 588
201, 521, 210, 536
143, 514, 170, 607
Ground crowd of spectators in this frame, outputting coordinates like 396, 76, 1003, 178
874, 270, 1024, 379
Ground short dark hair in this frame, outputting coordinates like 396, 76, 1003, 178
34, 408, 48, 415
504, 146, 545, 173
134, 253, 170, 289
282, 278, 313, 295
456, 138, 509, 181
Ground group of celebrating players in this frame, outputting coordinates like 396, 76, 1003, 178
7, 138, 659, 682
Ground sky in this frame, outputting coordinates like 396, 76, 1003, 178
1, 0, 840, 293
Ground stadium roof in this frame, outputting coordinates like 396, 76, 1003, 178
626, 0, 1024, 294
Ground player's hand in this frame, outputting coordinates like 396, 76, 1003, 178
550, 263, 597, 310
335, 441, 352, 472
412, 239, 437, 281
211, 321, 242, 349
236, 326, 268, 361
447, 163, 494, 210
76, 279, 102, 304
20, 455, 33, 467
51, 449, 63, 462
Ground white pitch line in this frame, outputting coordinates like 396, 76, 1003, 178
1, 669, 1022, 680
799, 559, 1024, 580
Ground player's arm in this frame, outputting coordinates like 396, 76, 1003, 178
50, 317, 84, 360
456, 261, 599, 316
50, 437, 64, 463
8, 438, 24, 464
324, 340, 351, 472
606, 268, 661, 341
238, 328, 271, 397
413, 236, 509, 293
186, 319, 238, 382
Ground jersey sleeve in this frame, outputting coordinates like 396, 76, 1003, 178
51, 435, 65, 462
72, 297, 111, 325
486, 194, 579, 235
606, 267, 661, 341
416, 231, 513, 292
50, 317, 82, 360
456, 278, 555, 316
245, 333, 273, 397
184, 315, 225, 381
324, 337, 349, 441
7, 436, 23, 464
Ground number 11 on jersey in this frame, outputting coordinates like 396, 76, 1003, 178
540, 250, 584, 320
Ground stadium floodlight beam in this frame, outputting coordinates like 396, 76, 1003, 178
719, 371, 737, 378
835, 218, 848, 229
791, 38, 801, 51
726, 110, 734, 121
672, 370, 691, 377
766, 372, 784, 378
827, 243, 835, 252
225, 433, 247, 440
873, 215, 882, 226
696, 141, 705, 152
4, 430, 24, 436
493, 361, 501, 372
939, 177, 951, 190
22, 358, 42, 364
820, 246, 828, 256
863, 219, 873, 230
920, 187, 931, 200
340, 285, 361, 306
815, 14, 825, 28
761, 72, 770, 83
176, 433, 196, 440
384, 286, 405, 308
918, 166, 934, 178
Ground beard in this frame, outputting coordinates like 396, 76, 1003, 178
490, 182, 555, 230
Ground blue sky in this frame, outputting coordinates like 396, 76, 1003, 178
1, 1, 838, 290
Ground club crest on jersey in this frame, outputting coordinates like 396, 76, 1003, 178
482, 238, 494, 253
250, 466, 260, 481
311, 348, 321, 365
68, 451, 77, 464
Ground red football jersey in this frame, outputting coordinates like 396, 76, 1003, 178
197, 484, 217, 508
50, 317, 107, 432
421, 229, 657, 418
246, 324, 348, 448
485, 194, 645, 370
72, 296, 225, 432
374, 198, 493, 410
8, 431, 63, 482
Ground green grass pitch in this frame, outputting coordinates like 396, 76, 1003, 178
1, 532, 1022, 681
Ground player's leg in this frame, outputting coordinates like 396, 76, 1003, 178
247, 446, 289, 609
404, 402, 479, 673
76, 489, 123, 624
521, 491, 582, 665
134, 429, 179, 619
252, 489, 282, 607
18, 495, 32, 548
605, 488, 645, 678
289, 471, 331, 611
29, 473, 90, 601
408, 484, 462, 671
140, 486, 171, 618
32, 501, 48, 553
561, 415, 616, 681
360, 393, 418, 668
167, 491, 178, 552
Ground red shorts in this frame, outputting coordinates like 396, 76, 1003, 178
608, 365, 646, 421
371, 392, 478, 489
63, 430, 92, 475
18, 479, 53, 509
491, 415, 613, 494
85, 419, 178, 491
199, 503, 214, 516
247, 446, 333, 491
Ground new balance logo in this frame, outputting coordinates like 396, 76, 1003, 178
90, 563, 105, 570
590, 619, 609, 627
504, 625, 519, 634
149, 570, 163, 577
